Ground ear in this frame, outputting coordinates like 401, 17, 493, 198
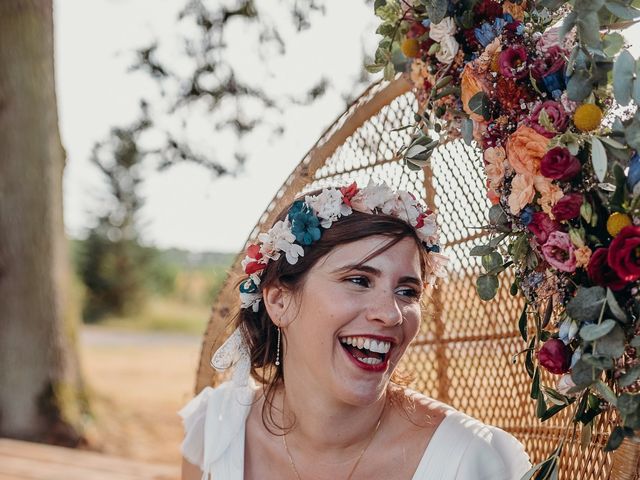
262, 283, 295, 328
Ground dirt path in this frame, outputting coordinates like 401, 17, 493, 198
80, 326, 202, 466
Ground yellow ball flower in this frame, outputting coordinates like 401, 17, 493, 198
401, 38, 420, 59
573, 104, 603, 132
607, 212, 632, 237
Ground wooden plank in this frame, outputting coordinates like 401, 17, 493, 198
0, 439, 179, 480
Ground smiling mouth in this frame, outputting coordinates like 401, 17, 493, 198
339, 336, 392, 367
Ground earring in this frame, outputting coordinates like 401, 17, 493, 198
275, 327, 281, 366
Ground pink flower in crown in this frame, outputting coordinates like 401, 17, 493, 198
305, 188, 351, 228
415, 211, 439, 245
425, 251, 449, 285
382, 191, 421, 225
542, 231, 576, 272
242, 244, 267, 275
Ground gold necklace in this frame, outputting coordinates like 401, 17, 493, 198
281, 399, 386, 480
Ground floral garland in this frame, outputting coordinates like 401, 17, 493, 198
371, 0, 640, 476
239, 182, 448, 312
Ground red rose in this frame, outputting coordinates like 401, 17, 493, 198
587, 247, 627, 291
531, 46, 566, 79
538, 339, 572, 374
608, 225, 640, 282
551, 193, 583, 222
540, 147, 581, 181
527, 212, 560, 243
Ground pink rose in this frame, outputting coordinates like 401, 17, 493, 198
551, 193, 583, 221
540, 147, 581, 181
538, 339, 572, 374
527, 212, 560, 243
531, 45, 566, 79
608, 225, 640, 282
498, 45, 529, 80
542, 231, 576, 272
527, 101, 569, 138
506, 125, 550, 176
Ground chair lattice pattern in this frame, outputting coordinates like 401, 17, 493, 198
198, 78, 624, 479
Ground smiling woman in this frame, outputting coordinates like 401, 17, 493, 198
178, 182, 531, 480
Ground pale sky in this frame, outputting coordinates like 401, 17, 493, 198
55, 0, 379, 253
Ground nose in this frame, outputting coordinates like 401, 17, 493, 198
366, 289, 403, 327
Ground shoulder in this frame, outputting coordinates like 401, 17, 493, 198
178, 381, 257, 471
435, 408, 532, 480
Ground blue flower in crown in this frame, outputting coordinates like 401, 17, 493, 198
288, 201, 322, 246
239, 278, 259, 294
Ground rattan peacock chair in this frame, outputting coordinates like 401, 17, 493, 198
194, 77, 640, 480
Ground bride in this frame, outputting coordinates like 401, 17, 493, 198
180, 181, 531, 479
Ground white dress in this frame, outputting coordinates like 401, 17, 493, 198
179, 381, 532, 480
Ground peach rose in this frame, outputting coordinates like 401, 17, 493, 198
461, 64, 488, 122
534, 175, 564, 216
575, 246, 592, 269
503, 0, 527, 21
484, 146, 506, 191
508, 173, 535, 215
506, 125, 550, 176
476, 37, 502, 73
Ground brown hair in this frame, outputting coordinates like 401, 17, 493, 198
233, 192, 432, 431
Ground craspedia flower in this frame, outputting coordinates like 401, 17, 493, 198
573, 104, 603, 132
607, 212, 632, 237
401, 38, 420, 58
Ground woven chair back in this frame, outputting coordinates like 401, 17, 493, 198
195, 77, 626, 479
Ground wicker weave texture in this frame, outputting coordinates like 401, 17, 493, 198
196, 78, 624, 479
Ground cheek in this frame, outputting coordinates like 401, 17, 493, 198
403, 305, 422, 340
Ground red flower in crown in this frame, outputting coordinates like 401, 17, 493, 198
243, 244, 266, 275
340, 182, 359, 207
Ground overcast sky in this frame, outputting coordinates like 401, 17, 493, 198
55, 0, 379, 253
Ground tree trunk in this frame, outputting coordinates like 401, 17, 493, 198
0, 0, 87, 446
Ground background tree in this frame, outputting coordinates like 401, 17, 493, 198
0, 0, 87, 446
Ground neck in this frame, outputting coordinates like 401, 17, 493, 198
274, 377, 387, 454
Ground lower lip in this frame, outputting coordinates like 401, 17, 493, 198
341, 343, 389, 373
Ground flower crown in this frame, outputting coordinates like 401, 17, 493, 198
239, 181, 448, 311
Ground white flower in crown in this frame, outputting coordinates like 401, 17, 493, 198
351, 182, 396, 213
429, 16, 457, 42
305, 188, 352, 228
381, 191, 422, 225
258, 219, 304, 264
240, 291, 262, 312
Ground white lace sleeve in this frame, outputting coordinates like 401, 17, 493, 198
178, 386, 214, 469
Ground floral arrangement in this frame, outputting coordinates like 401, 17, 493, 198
370, 0, 640, 476
239, 182, 447, 312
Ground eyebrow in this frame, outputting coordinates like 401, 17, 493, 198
331, 264, 423, 288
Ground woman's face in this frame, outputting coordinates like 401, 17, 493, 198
280, 235, 424, 406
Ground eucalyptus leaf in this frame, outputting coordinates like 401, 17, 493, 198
605, 0, 640, 19
599, 136, 626, 149
582, 353, 614, 369
567, 70, 593, 101
591, 137, 608, 182
580, 318, 617, 341
613, 50, 635, 106
559, 11, 577, 40
365, 63, 386, 74
604, 426, 625, 451
626, 119, 640, 151
470, 244, 494, 256
536, 392, 548, 418
575, 0, 606, 11
577, 11, 601, 48
619, 366, 640, 387
476, 274, 499, 301
482, 252, 503, 272
468, 92, 489, 120
594, 380, 618, 406
405, 144, 429, 158
593, 324, 626, 359
603, 32, 625, 56
519, 305, 528, 342
488, 204, 507, 225
541, 403, 571, 421
567, 45, 580, 76
531, 367, 540, 399
572, 359, 598, 388
606, 288, 628, 322
566, 286, 606, 322
634, 60, 640, 104
461, 118, 473, 146
426, 0, 449, 25
617, 392, 640, 414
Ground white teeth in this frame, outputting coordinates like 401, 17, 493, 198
358, 357, 382, 365
340, 337, 391, 354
